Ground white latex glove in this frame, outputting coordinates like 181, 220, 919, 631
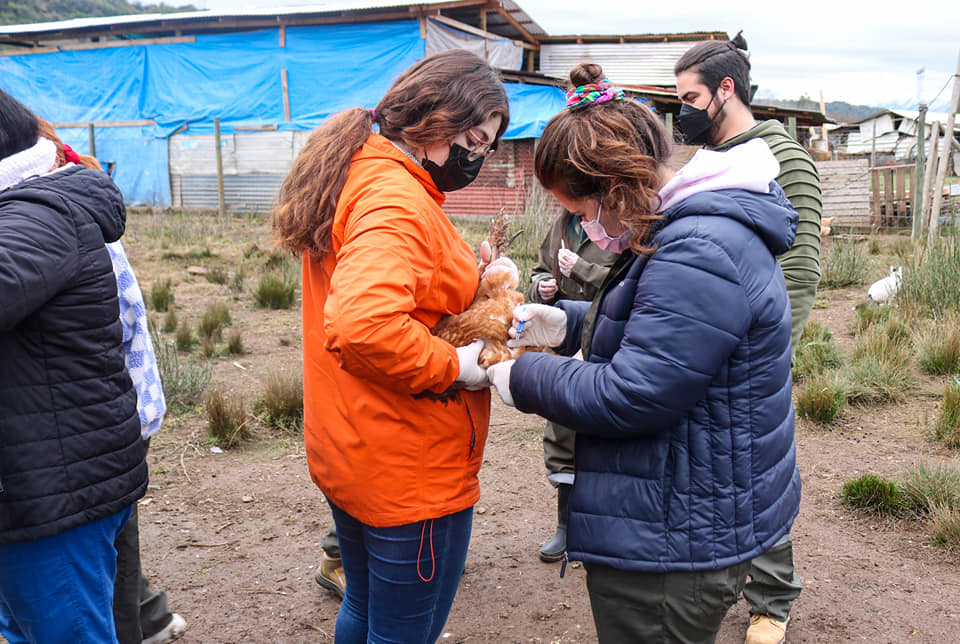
454, 340, 490, 390
486, 359, 515, 407
481, 256, 519, 283
537, 278, 558, 301
557, 248, 580, 278
506, 304, 567, 349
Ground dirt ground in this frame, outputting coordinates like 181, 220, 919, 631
118, 212, 960, 643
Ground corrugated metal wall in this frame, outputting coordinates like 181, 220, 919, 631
169, 130, 311, 211
168, 131, 532, 218
539, 42, 694, 86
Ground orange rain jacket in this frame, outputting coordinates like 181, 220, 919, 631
302, 133, 491, 527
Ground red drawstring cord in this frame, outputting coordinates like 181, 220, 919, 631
416, 518, 436, 582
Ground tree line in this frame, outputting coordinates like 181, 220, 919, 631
0, 0, 197, 26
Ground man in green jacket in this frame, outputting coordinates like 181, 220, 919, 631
674, 33, 823, 644
527, 211, 620, 563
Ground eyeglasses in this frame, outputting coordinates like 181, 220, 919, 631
464, 129, 495, 162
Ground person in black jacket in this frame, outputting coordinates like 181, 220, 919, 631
0, 88, 147, 643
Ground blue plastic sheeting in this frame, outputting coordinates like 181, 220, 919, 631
58, 126, 172, 207
503, 84, 567, 139
0, 20, 566, 205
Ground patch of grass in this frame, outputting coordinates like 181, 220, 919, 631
198, 302, 231, 343
263, 249, 287, 272
928, 502, 960, 547
204, 385, 249, 448
226, 329, 245, 355
917, 319, 960, 375
842, 473, 904, 516
793, 321, 842, 381
253, 272, 297, 309
868, 238, 883, 255
205, 267, 228, 285
933, 381, 960, 448
175, 319, 194, 352
900, 460, 960, 517
201, 336, 217, 358
899, 230, 960, 318
162, 309, 178, 333
152, 330, 211, 409
161, 247, 216, 261
230, 264, 246, 293
149, 278, 174, 312
256, 370, 303, 431
841, 320, 915, 404
820, 240, 869, 288
851, 302, 891, 334
796, 373, 846, 423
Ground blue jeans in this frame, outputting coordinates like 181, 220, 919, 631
329, 500, 472, 644
0, 506, 132, 644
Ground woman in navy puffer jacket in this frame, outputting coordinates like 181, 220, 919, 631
487, 64, 801, 643
0, 89, 146, 643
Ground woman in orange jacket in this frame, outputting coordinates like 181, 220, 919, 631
272, 49, 510, 643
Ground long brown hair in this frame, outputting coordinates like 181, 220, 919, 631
272, 49, 510, 259
534, 63, 671, 252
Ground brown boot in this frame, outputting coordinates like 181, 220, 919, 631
315, 552, 345, 599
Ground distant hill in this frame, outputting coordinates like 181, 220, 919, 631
754, 95, 882, 124
0, 0, 198, 26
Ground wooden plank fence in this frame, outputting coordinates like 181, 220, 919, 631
870, 164, 916, 228
817, 159, 872, 228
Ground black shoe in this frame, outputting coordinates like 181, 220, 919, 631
539, 483, 571, 563
539, 524, 567, 562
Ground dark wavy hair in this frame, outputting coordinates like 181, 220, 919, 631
273, 49, 510, 259
673, 32, 751, 105
0, 88, 39, 160
534, 63, 672, 252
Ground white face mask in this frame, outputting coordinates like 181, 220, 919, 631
581, 201, 632, 253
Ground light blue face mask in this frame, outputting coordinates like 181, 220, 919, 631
581, 201, 632, 253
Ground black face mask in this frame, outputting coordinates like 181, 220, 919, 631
422, 143, 484, 192
676, 93, 726, 145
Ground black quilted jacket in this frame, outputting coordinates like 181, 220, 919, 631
0, 165, 146, 544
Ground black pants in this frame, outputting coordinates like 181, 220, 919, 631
113, 442, 175, 643
585, 560, 750, 644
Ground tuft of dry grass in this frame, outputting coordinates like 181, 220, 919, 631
796, 373, 846, 423
149, 278, 174, 312
204, 385, 249, 447
256, 370, 303, 432
933, 381, 960, 448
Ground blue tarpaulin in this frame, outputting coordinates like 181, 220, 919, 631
0, 20, 566, 206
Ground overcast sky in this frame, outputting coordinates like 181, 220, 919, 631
194, 0, 959, 109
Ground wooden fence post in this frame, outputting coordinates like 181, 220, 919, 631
87, 123, 96, 159
928, 49, 960, 238
922, 124, 940, 236
912, 104, 927, 242
214, 117, 225, 218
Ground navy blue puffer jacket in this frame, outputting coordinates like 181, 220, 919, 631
510, 183, 800, 573
0, 165, 147, 544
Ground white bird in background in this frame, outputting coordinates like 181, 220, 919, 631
867, 266, 903, 305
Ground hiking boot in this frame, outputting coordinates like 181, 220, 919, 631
745, 614, 788, 644
539, 483, 571, 562
142, 613, 187, 644
315, 552, 345, 599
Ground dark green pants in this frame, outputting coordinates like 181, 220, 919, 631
743, 538, 802, 622
543, 420, 575, 485
585, 561, 750, 644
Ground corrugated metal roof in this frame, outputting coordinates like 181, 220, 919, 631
539, 42, 697, 87
0, 0, 546, 43
856, 108, 960, 131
